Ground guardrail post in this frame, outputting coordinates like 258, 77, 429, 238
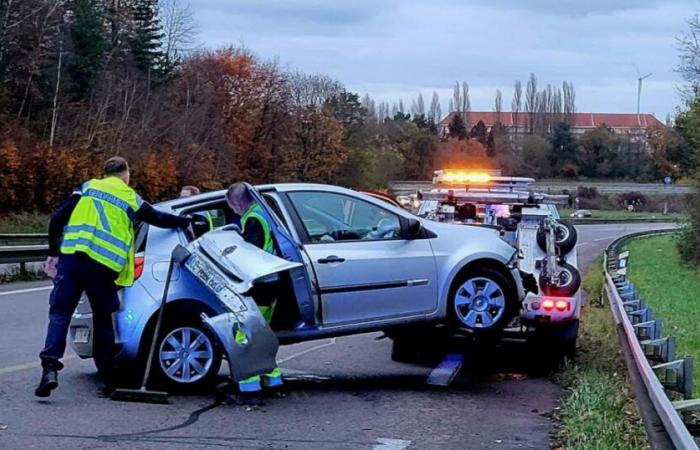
640, 337, 676, 364
622, 299, 645, 313
628, 308, 653, 325
633, 319, 662, 340
653, 358, 694, 400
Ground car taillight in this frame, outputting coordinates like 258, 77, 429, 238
134, 255, 145, 280
555, 300, 569, 311
542, 299, 555, 310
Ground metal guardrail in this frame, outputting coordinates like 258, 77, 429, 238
604, 230, 699, 449
0, 234, 48, 264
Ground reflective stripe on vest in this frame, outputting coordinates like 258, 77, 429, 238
60, 177, 141, 286
241, 203, 274, 253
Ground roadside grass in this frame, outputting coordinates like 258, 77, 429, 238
0, 213, 49, 233
559, 208, 686, 221
554, 256, 649, 449
626, 234, 700, 394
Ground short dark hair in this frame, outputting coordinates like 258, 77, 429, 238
104, 156, 129, 176
226, 182, 252, 204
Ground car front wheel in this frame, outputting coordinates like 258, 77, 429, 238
450, 267, 517, 334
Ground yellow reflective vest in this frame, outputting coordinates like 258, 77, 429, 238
60, 176, 142, 287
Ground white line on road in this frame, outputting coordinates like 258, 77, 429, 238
277, 338, 336, 364
0, 285, 52, 297
593, 235, 619, 242
373, 438, 412, 450
0, 355, 78, 376
426, 353, 464, 387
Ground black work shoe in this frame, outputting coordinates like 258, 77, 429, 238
96, 382, 116, 398
35, 369, 58, 398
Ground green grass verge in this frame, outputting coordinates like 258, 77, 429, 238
555, 256, 649, 449
626, 234, 700, 394
559, 208, 686, 221
0, 213, 49, 233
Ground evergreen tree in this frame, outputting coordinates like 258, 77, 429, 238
470, 120, 488, 144
548, 122, 579, 176
448, 113, 467, 140
130, 0, 165, 76
66, 0, 107, 98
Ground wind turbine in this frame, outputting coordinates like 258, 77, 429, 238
634, 65, 652, 116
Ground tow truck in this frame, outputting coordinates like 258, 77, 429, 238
412, 169, 582, 354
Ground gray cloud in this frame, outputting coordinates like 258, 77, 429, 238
191, 0, 697, 118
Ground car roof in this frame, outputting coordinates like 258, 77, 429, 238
157, 183, 372, 210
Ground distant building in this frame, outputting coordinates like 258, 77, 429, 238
438, 111, 663, 139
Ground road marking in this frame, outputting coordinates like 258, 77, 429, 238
593, 235, 618, 242
277, 338, 336, 364
0, 355, 78, 376
0, 285, 52, 297
426, 353, 463, 387
373, 438, 412, 450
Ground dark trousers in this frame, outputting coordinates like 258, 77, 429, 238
39, 253, 120, 374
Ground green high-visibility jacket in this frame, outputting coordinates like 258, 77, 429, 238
60, 176, 142, 287
241, 202, 273, 253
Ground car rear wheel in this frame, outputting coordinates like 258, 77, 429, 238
540, 261, 581, 297
537, 220, 577, 255
150, 321, 222, 391
449, 267, 517, 334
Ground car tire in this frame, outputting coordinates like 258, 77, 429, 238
449, 267, 517, 334
537, 220, 577, 255
540, 261, 581, 297
148, 319, 222, 392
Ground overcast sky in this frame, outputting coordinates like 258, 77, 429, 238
192, 0, 698, 119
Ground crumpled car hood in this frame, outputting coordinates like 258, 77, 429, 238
187, 229, 302, 294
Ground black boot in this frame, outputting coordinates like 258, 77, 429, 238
35, 368, 58, 398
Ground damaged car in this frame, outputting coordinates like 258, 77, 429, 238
69, 183, 525, 389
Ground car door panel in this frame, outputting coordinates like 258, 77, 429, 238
305, 240, 437, 325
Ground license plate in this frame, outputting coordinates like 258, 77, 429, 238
74, 327, 90, 344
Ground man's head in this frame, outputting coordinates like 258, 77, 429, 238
226, 183, 253, 215
180, 185, 201, 198
104, 156, 130, 184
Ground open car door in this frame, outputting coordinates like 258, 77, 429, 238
180, 229, 301, 382
244, 183, 316, 326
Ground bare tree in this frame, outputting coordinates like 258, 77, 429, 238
160, 0, 199, 68
448, 98, 454, 113
289, 72, 343, 108
525, 73, 537, 134
429, 91, 441, 123
494, 89, 502, 123
562, 81, 576, 124
452, 81, 462, 113
461, 82, 470, 126
512, 80, 522, 133
412, 92, 425, 116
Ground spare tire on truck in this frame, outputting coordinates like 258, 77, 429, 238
539, 261, 581, 297
537, 220, 577, 255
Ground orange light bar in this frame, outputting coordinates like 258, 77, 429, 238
441, 171, 492, 184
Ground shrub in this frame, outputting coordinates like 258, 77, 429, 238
679, 174, 700, 265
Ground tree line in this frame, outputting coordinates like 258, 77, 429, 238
0, 0, 697, 216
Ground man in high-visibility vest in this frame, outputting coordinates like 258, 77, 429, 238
35, 157, 194, 398
226, 183, 282, 393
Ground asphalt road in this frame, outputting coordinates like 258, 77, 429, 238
0, 223, 678, 450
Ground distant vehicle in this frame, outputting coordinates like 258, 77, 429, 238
70, 182, 524, 389
412, 170, 582, 355
570, 209, 593, 218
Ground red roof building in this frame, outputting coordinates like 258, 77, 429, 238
438, 111, 663, 136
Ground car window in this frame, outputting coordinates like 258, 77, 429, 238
183, 203, 230, 240
288, 192, 401, 243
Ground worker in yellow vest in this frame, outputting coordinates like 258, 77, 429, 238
226, 183, 282, 393
36, 157, 194, 398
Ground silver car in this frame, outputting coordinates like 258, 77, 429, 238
70, 183, 524, 389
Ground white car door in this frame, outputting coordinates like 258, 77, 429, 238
286, 190, 438, 326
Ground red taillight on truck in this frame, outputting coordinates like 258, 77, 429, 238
555, 300, 569, 311
134, 255, 145, 280
542, 299, 555, 310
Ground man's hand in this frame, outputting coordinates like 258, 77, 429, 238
44, 256, 59, 279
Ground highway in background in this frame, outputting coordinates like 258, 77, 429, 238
0, 223, 678, 449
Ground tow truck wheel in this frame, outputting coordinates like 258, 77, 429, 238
539, 261, 581, 297
449, 267, 517, 334
537, 220, 577, 254
149, 320, 222, 391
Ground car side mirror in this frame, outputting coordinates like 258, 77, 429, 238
407, 218, 423, 239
